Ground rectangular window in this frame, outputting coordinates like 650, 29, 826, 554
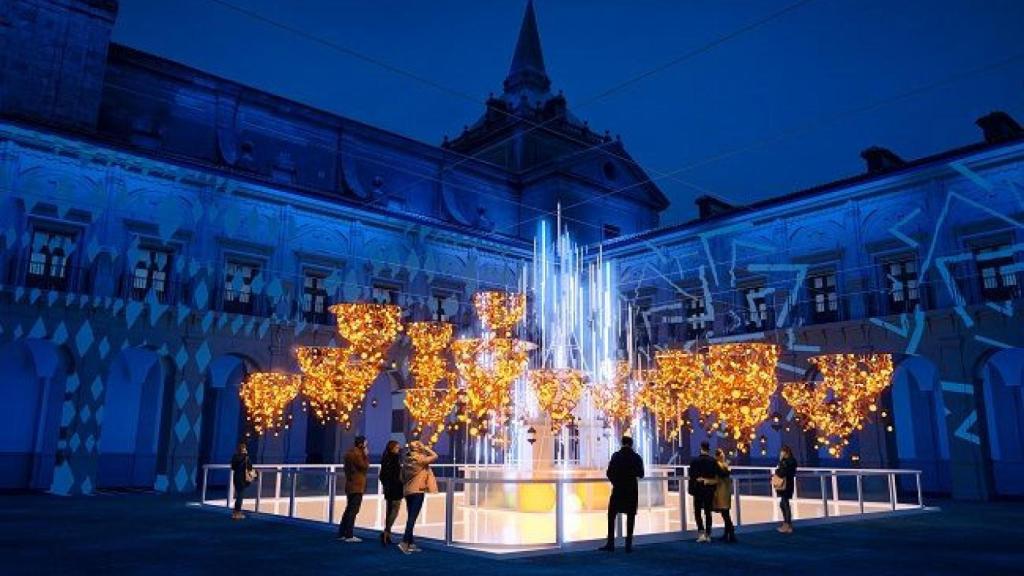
807, 272, 838, 323
431, 290, 459, 323
27, 229, 75, 290
302, 273, 330, 324
131, 248, 172, 302
884, 258, 919, 313
223, 260, 260, 314
686, 294, 709, 340
744, 286, 770, 330
372, 283, 401, 306
391, 409, 405, 434
976, 245, 1020, 301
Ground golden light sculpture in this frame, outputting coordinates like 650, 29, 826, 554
239, 372, 301, 436
472, 291, 526, 336
782, 353, 895, 456
703, 343, 779, 451
528, 368, 587, 433
452, 337, 531, 437
405, 321, 457, 444
329, 302, 403, 354
405, 386, 459, 445
294, 346, 347, 422
592, 361, 637, 428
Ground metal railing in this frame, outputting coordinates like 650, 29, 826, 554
200, 463, 925, 552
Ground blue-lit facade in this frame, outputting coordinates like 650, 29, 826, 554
0, 0, 1021, 501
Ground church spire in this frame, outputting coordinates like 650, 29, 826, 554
503, 0, 552, 102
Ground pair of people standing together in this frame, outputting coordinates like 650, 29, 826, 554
689, 441, 737, 543
337, 436, 437, 555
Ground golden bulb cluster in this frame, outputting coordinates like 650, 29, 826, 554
404, 321, 457, 444
528, 368, 587, 433
472, 291, 525, 336
591, 361, 636, 428
782, 353, 894, 457
239, 372, 301, 435
452, 336, 530, 434
328, 302, 403, 353
702, 343, 779, 451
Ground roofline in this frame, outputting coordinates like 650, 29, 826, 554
597, 133, 1024, 251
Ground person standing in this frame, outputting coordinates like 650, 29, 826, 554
230, 442, 254, 520
399, 441, 438, 555
774, 445, 798, 534
711, 449, 737, 543
379, 440, 404, 546
688, 441, 718, 543
337, 436, 370, 543
598, 435, 645, 553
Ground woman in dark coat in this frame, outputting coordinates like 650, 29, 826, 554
774, 445, 798, 533
379, 440, 404, 546
599, 435, 645, 553
230, 442, 253, 520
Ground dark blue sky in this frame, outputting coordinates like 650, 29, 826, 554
113, 0, 1024, 224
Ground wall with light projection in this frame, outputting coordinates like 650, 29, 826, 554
606, 134, 1024, 500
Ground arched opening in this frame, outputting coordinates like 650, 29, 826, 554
96, 348, 173, 489
0, 340, 68, 490
892, 356, 951, 493
198, 354, 256, 470
981, 348, 1024, 496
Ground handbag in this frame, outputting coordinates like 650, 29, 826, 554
245, 467, 257, 484
771, 474, 787, 491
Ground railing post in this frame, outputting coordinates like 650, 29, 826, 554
856, 473, 864, 515
770, 471, 778, 521
889, 473, 897, 511
255, 470, 262, 513
732, 476, 741, 527
916, 472, 924, 508
227, 471, 233, 508
820, 475, 829, 518
328, 467, 336, 525
555, 480, 565, 548
274, 466, 282, 515
831, 471, 840, 517
679, 474, 688, 533
288, 470, 297, 518
445, 478, 455, 546
201, 466, 208, 503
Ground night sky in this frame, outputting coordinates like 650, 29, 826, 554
113, 0, 1024, 224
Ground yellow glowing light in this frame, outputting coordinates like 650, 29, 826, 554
404, 321, 457, 444
528, 368, 587, 432
240, 372, 301, 435
452, 336, 531, 431
703, 343, 779, 451
782, 353, 894, 457
329, 302, 403, 353
472, 291, 526, 336
592, 361, 637, 428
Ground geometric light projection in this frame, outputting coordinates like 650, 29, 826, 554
782, 353, 895, 456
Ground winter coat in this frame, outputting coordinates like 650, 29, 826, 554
688, 453, 718, 497
403, 445, 439, 496
379, 451, 404, 501
712, 461, 732, 511
775, 455, 798, 499
343, 446, 370, 494
230, 452, 252, 487
606, 447, 645, 514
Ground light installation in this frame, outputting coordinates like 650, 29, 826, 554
702, 343, 780, 451
591, 361, 637, 429
239, 372, 301, 435
782, 353, 895, 456
405, 321, 457, 445
528, 368, 587, 433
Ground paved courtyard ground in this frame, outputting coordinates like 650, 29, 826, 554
2, 492, 1022, 575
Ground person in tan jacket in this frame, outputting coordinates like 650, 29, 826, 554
337, 436, 369, 542
398, 441, 438, 554
709, 448, 737, 543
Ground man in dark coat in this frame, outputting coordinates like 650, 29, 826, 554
599, 435, 645, 553
688, 440, 718, 542
337, 436, 369, 542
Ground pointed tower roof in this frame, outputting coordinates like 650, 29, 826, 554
503, 0, 551, 103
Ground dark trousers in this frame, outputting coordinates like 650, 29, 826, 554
718, 509, 734, 533
232, 477, 247, 512
384, 499, 402, 533
605, 509, 636, 548
779, 496, 792, 524
338, 492, 363, 538
403, 493, 425, 544
693, 492, 713, 533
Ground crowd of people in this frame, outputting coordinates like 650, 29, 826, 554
228, 436, 800, 553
